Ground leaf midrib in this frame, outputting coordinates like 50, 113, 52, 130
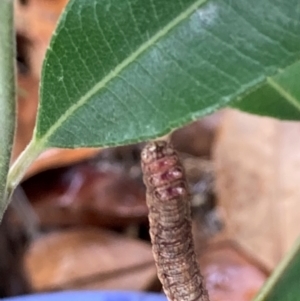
38, 0, 209, 145
267, 77, 300, 111
38, 0, 300, 148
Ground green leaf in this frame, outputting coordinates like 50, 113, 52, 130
254, 238, 300, 301
231, 61, 300, 120
35, 0, 300, 149
0, 0, 16, 217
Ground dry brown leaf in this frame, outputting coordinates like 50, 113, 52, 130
200, 243, 267, 301
24, 228, 156, 291
213, 109, 300, 270
15, 0, 69, 78
171, 112, 223, 157
22, 162, 148, 229
24, 148, 101, 179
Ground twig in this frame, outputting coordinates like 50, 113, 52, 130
0, 0, 17, 221
141, 140, 210, 301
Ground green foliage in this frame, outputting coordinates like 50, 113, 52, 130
36, 0, 300, 150
2, 0, 300, 300
232, 61, 300, 119
0, 0, 16, 216
254, 238, 300, 301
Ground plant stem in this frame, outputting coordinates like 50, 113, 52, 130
5, 139, 43, 208
0, 0, 16, 220
141, 141, 210, 301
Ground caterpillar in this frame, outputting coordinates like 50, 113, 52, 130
141, 140, 209, 301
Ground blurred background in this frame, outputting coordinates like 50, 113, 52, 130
3, 1, 300, 300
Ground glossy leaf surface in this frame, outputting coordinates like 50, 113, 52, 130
36, 0, 300, 148
232, 61, 300, 119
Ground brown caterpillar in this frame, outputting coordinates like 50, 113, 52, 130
141, 140, 209, 301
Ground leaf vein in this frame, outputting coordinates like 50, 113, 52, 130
267, 77, 300, 111
38, 0, 209, 144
